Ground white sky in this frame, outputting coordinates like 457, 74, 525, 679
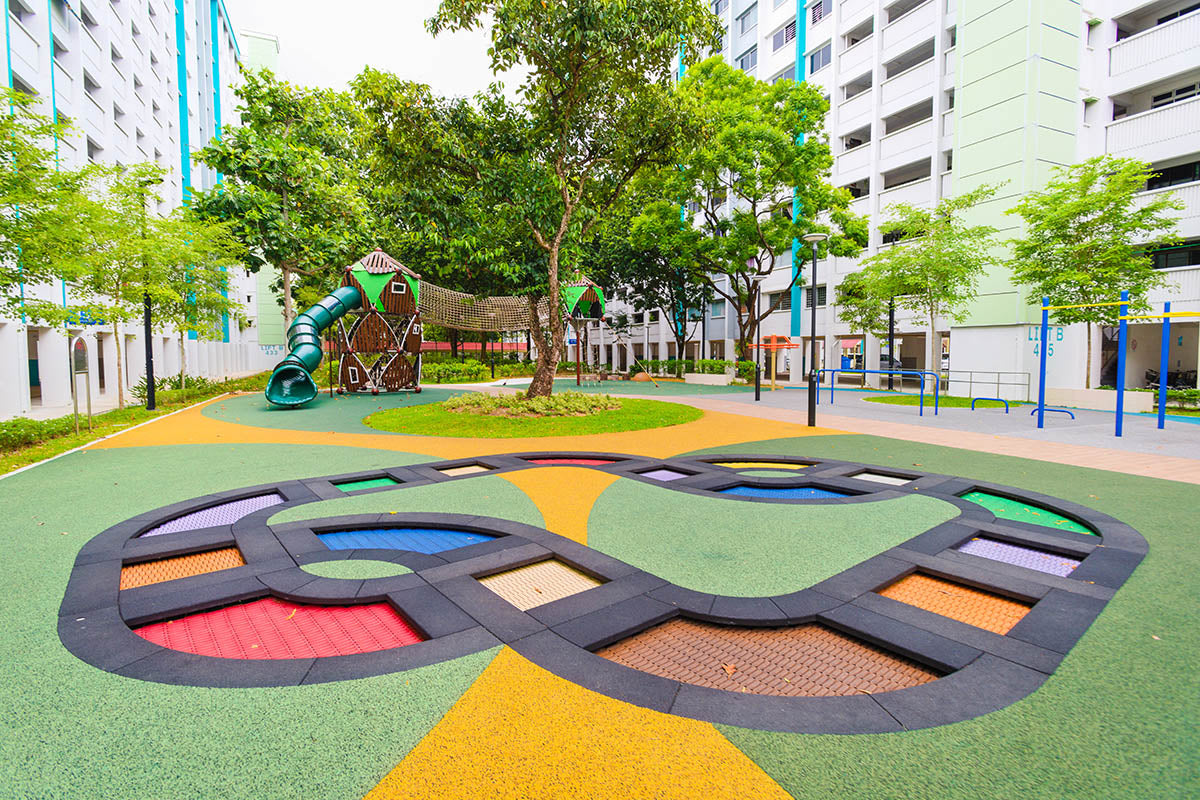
221, 0, 520, 98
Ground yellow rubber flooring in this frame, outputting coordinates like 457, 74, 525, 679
364, 647, 792, 799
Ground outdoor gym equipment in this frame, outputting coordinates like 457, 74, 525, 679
816, 369, 941, 416
750, 335, 800, 391
970, 397, 1009, 413
264, 249, 606, 408
1030, 407, 1074, 420
1037, 293, 1200, 436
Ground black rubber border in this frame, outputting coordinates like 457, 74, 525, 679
58, 451, 1146, 732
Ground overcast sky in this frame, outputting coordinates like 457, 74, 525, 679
221, 0, 519, 98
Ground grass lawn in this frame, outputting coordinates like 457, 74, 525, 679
364, 397, 702, 438
864, 394, 1028, 408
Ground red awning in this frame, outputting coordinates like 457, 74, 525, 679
840, 339, 862, 349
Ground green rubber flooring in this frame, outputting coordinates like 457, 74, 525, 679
201, 388, 467, 434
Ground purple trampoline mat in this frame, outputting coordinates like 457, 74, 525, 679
640, 468, 689, 481
956, 537, 1081, 577
140, 493, 284, 537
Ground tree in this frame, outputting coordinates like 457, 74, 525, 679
662, 58, 867, 359
859, 184, 1001, 373
192, 69, 373, 330
582, 191, 711, 374
354, 0, 721, 396
1007, 156, 1181, 388
835, 268, 890, 385
0, 89, 98, 322
151, 212, 248, 386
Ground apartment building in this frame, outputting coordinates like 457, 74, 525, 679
2, 0, 277, 419
598, 0, 1200, 397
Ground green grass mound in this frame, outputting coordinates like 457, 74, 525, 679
864, 394, 1029, 408
364, 393, 702, 438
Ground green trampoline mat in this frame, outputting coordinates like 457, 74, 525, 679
961, 491, 1094, 534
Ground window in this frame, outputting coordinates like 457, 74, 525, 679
809, 42, 832, 72
882, 229, 905, 245
1150, 240, 1200, 270
633, 312, 645, 324
811, 0, 831, 23
770, 66, 795, 84
712, 0, 728, 13
83, 72, 101, 98
772, 19, 796, 51
1158, 2, 1200, 24
1148, 160, 1200, 190
738, 4, 757, 34
738, 46, 758, 71
1151, 82, 1199, 109
804, 286, 827, 308
711, 300, 725, 318
649, 310, 660, 322
390, 280, 407, 294
9, 0, 35, 24
710, 188, 727, 207
10, 75, 37, 97
769, 291, 793, 311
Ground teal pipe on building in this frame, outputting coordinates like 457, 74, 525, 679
264, 285, 362, 407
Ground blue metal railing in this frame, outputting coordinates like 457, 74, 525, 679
815, 369, 941, 416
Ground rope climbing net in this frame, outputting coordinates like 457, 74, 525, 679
418, 282, 551, 332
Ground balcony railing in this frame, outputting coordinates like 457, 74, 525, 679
1109, 10, 1200, 81
839, 0, 873, 22
839, 36, 873, 78
1138, 182, 1200, 240
8, 14, 40, 75
837, 142, 871, 176
882, 0, 935, 53
879, 118, 934, 164
878, 176, 933, 209
1106, 96, 1200, 161
880, 58, 935, 112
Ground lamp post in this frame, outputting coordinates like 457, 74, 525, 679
139, 176, 162, 411
801, 232, 829, 427
751, 274, 766, 401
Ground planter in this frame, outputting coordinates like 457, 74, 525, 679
684, 372, 733, 386
1044, 388, 1153, 413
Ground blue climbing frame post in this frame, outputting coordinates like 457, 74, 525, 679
1037, 297, 1049, 429
1115, 290, 1129, 438
1158, 301, 1171, 430
817, 369, 939, 416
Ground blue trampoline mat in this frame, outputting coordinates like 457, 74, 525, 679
317, 528, 496, 553
719, 486, 849, 499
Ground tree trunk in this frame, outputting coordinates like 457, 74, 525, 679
928, 311, 938, 394
449, 329, 458, 359
179, 335, 186, 389
1085, 321, 1093, 390
282, 267, 295, 331
527, 249, 564, 398
113, 321, 125, 410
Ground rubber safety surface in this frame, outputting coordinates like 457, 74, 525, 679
317, 527, 496, 554
597, 618, 942, 696
479, 559, 602, 610
877, 573, 1032, 635
119, 547, 246, 590
134, 597, 424, 658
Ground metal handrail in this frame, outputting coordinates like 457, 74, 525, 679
816, 369, 940, 416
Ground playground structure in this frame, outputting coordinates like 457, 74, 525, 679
817, 368, 943, 416
264, 249, 605, 407
750, 335, 800, 392
1036, 292, 1200, 436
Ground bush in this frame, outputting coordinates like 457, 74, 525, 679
443, 391, 621, 417
736, 360, 756, 381
130, 374, 220, 402
0, 415, 78, 450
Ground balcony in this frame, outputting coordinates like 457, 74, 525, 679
941, 108, 954, 138
882, 0, 935, 55
879, 118, 934, 169
53, 63, 73, 110
1109, 10, 1200, 95
1106, 97, 1200, 164
1140, 182, 1200, 240
839, 36, 873, 78
839, 0, 873, 25
940, 170, 953, 196
878, 175, 933, 210
838, 90, 873, 130
943, 46, 955, 80
837, 143, 872, 177
880, 56, 935, 115
8, 15, 39, 75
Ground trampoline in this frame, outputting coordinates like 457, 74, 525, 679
962, 491, 1094, 534
318, 527, 496, 554
120, 547, 246, 590
334, 477, 399, 493
139, 494, 284, 537
720, 486, 849, 499
956, 537, 1082, 577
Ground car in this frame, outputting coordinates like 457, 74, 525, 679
880, 355, 904, 371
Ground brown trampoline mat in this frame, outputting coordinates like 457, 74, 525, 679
478, 559, 602, 610
119, 547, 247, 590
596, 618, 942, 697
878, 573, 1032, 635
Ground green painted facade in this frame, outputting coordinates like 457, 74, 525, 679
954, 0, 1082, 327
255, 265, 285, 346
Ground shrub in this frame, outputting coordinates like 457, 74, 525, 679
443, 391, 621, 417
736, 360, 756, 381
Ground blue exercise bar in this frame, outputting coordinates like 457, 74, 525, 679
1159, 301, 1170, 431
971, 397, 1009, 413
1116, 290, 1128, 438
1037, 297, 1048, 429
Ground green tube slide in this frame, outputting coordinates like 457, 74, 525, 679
264, 285, 362, 407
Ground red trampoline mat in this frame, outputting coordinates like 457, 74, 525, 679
134, 597, 424, 659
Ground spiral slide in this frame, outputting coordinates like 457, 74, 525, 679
263, 285, 362, 407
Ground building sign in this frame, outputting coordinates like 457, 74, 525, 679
71, 337, 89, 374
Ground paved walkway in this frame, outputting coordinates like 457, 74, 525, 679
678, 395, 1200, 485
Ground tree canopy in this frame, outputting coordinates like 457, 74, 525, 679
353, 0, 721, 395
655, 57, 867, 358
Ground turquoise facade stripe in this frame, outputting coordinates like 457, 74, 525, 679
210, 0, 228, 342
789, 0, 809, 337
174, 0, 191, 202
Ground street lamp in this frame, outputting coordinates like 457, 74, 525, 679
751, 274, 766, 401
801, 232, 829, 427
139, 175, 162, 411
